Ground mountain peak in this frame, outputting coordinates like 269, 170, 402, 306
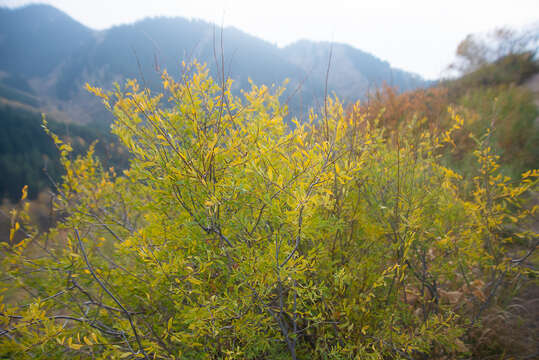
2, 3, 79, 24
0, 3, 93, 78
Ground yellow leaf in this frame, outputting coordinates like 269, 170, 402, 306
21, 185, 28, 200
188, 277, 202, 286
83, 336, 93, 346
361, 325, 369, 335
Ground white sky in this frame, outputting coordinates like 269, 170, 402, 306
2, 0, 538, 79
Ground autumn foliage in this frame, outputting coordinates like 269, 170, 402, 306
1, 62, 537, 359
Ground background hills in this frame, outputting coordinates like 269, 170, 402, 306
0, 3, 427, 125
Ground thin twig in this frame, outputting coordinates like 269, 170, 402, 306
74, 229, 148, 359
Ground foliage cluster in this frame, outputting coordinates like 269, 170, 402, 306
0, 63, 537, 359
356, 53, 538, 179
446, 52, 539, 99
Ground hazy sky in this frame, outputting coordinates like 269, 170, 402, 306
2, 0, 538, 79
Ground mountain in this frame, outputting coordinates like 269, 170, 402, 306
0, 4, 92, 79
0, 3, 428, 124
51, 16, 316, 122
282, 40, 425, 104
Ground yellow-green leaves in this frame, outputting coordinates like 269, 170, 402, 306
1, 62, 537, 360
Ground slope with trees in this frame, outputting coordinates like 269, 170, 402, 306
0, 104, 129, 202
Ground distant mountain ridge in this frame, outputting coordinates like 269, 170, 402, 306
0, 3, 428, 124
0, 4, 92, 79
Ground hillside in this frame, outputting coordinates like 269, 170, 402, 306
0, 104, 129, 202
282, 40, 425, 104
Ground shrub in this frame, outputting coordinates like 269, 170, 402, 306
1, 63, 537, 359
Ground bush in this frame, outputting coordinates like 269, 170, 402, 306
1, 63, 537, 359
449, 84, 538, 177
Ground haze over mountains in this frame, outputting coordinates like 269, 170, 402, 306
0, 3, 427, 124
